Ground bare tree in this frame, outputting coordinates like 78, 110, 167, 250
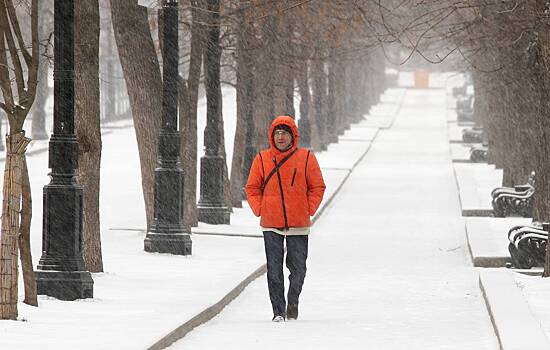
110, 0, 162, 229
0, 0, 39, 320
76, 0, 103, 272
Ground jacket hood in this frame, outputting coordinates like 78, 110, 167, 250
268, 115, 300, 154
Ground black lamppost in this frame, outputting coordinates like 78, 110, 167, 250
197, 0, 230, 224
35, 0, 93, 301
144, 0, 192, 255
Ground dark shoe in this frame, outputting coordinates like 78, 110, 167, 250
272, 315, 285, 322
286, 304, 298, 320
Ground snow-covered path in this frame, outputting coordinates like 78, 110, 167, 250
169, 89, 499, 350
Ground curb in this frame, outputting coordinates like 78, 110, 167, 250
463, 220, 510, 268
145, 91, 406, 349
462, 209, 493, 217
146, 264, 267, 350
449, 151, 494, 218
479, 270, 550, 350
452, 158, 474, 163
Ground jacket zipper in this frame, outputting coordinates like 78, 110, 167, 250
273, 157, 289, 230
291, 168, 297, 186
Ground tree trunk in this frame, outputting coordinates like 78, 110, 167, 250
0, 0, 38, 318
252, 61, 272, 149
239, 8, 257, 190
297, 59, 319, 150
327, 55, 338, 144
216, 82, 232, 212
335, 59, 347, 136
230, 6, 253, 208
76, 0, 103, 272
19, 156, 37, 306
534, 0, 550, 277
253, 14, 276, 150
230, 53, 247, 207
272, 17, 294, 117
179, 0, 205, 228
32, 56, 49, 140
0, 133, 31, 320
31, 0, 51, 140
311, 57, 327, 151
111, 0, 162, 229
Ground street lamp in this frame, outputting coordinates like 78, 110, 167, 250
35, 0, 93, 301
144, 0, 192, 255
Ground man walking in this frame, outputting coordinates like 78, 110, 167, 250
245, 115, 326, 322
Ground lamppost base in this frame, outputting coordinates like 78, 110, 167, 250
35, 270, 93, 301
144, 232, 192, 255
197, 205, 230, 225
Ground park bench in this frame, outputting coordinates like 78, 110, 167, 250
455, 94, 472, 110
491, 171, 535, 199
507, 223, 548, 269
452, 84, 467, 98
492, 184, 534, 218
462, 127, 484, 143
469, 144, 488, 163
452, 78, 472, 99
456, 95, 474, 122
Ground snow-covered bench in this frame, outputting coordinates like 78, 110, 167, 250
491, 172, 535, 199
469, 144, 488, 163
507, 223, 548, 269
492, 186, 534, 218
491, 172, 535, 217
456, 95, 474, 122
462, 127, 484, 143
452, 84, 467, 98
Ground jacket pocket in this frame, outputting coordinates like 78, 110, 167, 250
290, 168, 297, 186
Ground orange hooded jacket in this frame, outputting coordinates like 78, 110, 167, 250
245, 116, 326, 229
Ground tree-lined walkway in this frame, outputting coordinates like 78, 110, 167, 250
169, 89, 498, 350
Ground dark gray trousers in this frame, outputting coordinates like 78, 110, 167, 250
263, 231, 309, 317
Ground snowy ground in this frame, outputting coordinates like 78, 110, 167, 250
515, 274, 550, 342
7, 71, 539, 349
168, 88, 499, 349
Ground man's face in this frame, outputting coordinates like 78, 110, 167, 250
274, 129, 292, 151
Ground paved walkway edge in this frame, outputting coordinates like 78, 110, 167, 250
463, 222, 510, 268
479, 270, 550, 350
146, 264, 267, 350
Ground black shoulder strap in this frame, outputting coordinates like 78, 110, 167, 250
304, 150, 311, 179
258, 152, 264, 179
261, 148, 298, 192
